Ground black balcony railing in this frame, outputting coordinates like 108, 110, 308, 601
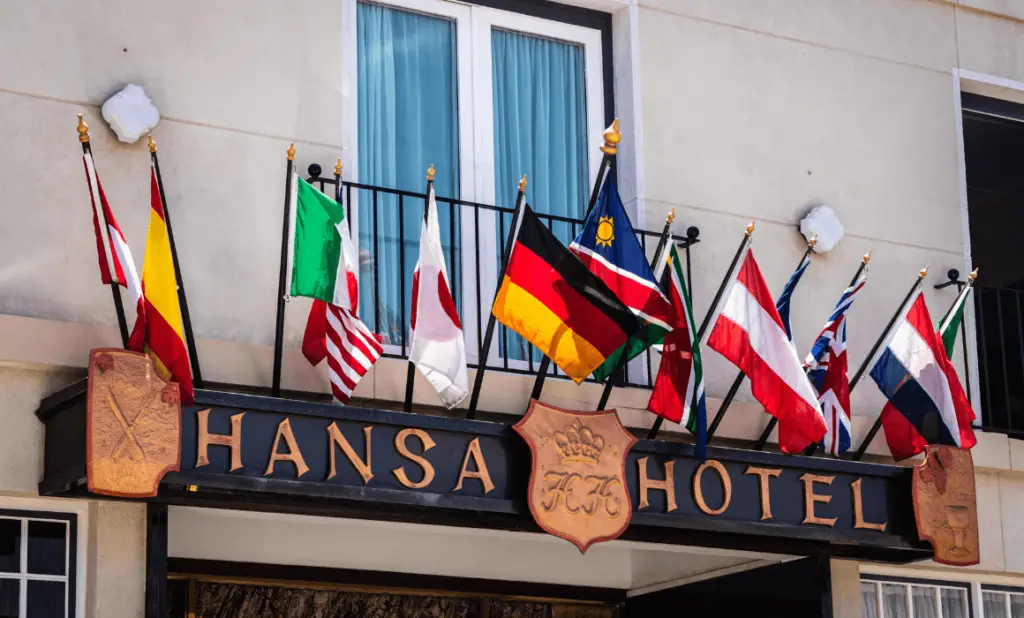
975, 284, 1024, 436
306, 164, 699, 391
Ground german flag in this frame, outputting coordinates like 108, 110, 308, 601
492, 205, 640, 383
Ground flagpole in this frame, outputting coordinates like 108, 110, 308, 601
648, 221, 754, 440
935, 268, 977, 405
528, 120, 621, 404
849, 267, 930, 461
77, 115, 131, 349
755, 250, 872, 453
334, 158, 350, 235
703, 236, 817, 441
466, 176, 528, 419
148, 136, 203, 389
404, 165, 436, 412
271, 143, 296, 397
596, 209, 676, 411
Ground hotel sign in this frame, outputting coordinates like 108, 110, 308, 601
39, 372, 935, 562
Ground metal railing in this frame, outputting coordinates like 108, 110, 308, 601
975, 284, 1024, 437
306, 164, 699, 391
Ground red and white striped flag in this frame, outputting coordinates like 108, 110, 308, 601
81, 151, 146, 348
303, 300, 383, 404
707, 249, 827, 453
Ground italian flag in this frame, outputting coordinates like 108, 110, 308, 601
285, 175, 358, 310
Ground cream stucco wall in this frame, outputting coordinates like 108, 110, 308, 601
5, 0, 1024, 611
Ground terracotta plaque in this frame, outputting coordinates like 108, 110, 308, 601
514, 400, 637, 553
87, 348, 181, 497
912, 445, 980, 566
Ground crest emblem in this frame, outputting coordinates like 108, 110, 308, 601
87, 348, 182, 498
912, 445, 980, 566
514, 400, 636, 552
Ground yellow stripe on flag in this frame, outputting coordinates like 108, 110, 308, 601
492, 277, 607, 383
142, 209, 184, 341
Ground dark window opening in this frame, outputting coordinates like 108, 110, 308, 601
963, 92, 1024, 436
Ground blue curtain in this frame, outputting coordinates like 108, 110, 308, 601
491, 28, 588, 362
357, 2, 460, 347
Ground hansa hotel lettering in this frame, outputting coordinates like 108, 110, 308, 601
190, 407, 887, 531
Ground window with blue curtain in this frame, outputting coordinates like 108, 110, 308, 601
491, 28, 589, 363
357, 1, 460, 347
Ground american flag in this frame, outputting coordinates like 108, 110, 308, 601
325, 303, 383, 404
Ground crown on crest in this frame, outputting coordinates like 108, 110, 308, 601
554, 419, 605, 465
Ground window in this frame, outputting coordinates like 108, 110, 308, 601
861, 578, 970, 618
982, 588, 1024, 618
346, 0, 606, 362
0, 511, 76, 618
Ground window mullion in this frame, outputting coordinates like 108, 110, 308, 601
20, 519, 27, 618
934, 586, 942, 618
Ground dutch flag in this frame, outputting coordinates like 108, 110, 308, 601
869, 292, 976, 457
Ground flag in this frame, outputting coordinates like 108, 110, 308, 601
492, 204, 641, 382
873, 291, 977, 460
647, 242, 707, 460
285, 175, 358, 309
804, 275, 867, 456
408, 186, 469, 408
300, 185, 381, 404
302, 300, 383, 405
707, 250, 826, 453
133, 164, 194, 405
775, 253, 811, 341
81, 151, 146, 346
569, 174, 677, 382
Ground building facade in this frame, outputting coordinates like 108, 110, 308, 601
3, 0, 1024, 616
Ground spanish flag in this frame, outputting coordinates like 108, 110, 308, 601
492, 205, 640, 383
129, 165, 194, 404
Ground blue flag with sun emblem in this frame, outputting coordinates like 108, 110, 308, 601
569, 173, 677, 382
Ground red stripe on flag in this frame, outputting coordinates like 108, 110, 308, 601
144, 298, 194, 405
709, 316, 825, 453
735, 252, 785, 332
573, 250, 676, 326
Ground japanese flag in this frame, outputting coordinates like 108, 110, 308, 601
408, 186, 469, 408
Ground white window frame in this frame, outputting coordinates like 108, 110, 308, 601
0, 505, 81, 618
341, 0, 606, 364
861, 577, 972, 618
981, 587, 1024, 618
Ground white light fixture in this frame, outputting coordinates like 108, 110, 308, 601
800, 205, 844, 253
101, 84, 160, 144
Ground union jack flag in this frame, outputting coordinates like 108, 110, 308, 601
805, 275, 867, 456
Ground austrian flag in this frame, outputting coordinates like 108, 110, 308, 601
707, 250, 827, 453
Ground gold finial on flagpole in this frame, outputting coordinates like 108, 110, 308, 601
745, 221, 756, 236
148, 135, 157, 153
599, 118, 622, 155
287, 143, 295, 161
666, 208, 676, 225
863, 250, 872, 265
808, 234, 818, 249
970, 267, 979, 281
77, 114, 89, 143
519, 174, 527, 192
427, 164, 435, 182
334, 158, 342, 176
919, 266, 929, 279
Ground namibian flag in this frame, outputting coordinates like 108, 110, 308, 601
570, 174, 676, 382
128, 165, 194, 405
493, 205, 640, 383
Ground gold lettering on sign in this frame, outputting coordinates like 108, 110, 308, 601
326, 423, 373, 484
540, 472, 624, 518
744, 466, 782, 520
851, 478, 887, 532
693, 460, 732, 516
196, 409, 245, 472
800, 473, 837, 527
637, 457, 677, 512
264, 418, 310, 478
392, 428, 436, 489
454, 437, 495, 494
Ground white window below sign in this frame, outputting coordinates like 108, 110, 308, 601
0, 511, 76, 618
